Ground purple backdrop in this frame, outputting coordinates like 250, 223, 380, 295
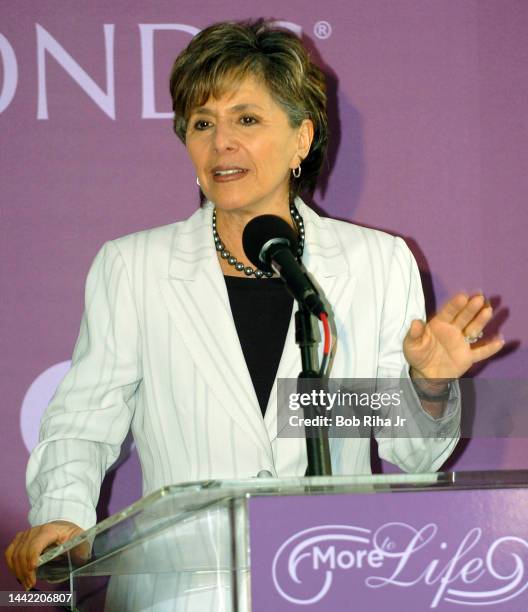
1, 0, 527, 593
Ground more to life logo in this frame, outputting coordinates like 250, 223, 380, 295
272, 522, 528, 608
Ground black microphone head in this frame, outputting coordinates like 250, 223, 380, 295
242, 215, 299, 273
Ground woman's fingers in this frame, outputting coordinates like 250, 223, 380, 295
5, 522, 83, 590
21, 526, 62, 587
12, 530, 32, 589
462, 300, 493, 339
4, 532, 23, 578
468, 335, 505, 363
451, 294, 488, 331
16, 529, 42, 589
26, 524, 76, 571
407, 319, 426, 340
434, 293, 495, 339
433, 293, 470, 324
24, 529, 54, 587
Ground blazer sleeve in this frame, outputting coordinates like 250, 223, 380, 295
374, 236, 461, 473
26, 240, 143, 529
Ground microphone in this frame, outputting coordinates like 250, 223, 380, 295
242, 214, 327, 317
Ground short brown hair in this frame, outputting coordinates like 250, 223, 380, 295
169, 19, 328, 198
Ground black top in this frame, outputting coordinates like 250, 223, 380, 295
224, 275, 293, 417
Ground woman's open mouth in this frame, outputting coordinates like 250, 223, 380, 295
211, 167, 249, 182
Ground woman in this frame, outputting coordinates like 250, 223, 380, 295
6, 19, 503, 606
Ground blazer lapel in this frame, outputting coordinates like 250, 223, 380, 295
158, 203, 272, 461
158, 199, 357, 456
264, 198, 357, 441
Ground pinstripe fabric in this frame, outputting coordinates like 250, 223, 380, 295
27, 197, 461, 526
26, 198, 460, 610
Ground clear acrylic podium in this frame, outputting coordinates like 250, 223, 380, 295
37, 470, 528, 611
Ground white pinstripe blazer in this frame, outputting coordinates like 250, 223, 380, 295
27, 198, 460, 530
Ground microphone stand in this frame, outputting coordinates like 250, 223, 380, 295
295, 304, 332, 476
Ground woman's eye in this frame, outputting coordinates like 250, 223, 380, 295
240, 116, 257, 125
193, 120, 211, 130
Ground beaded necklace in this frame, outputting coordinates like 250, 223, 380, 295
212, 203, 305, 278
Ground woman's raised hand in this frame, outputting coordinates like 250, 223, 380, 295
403, 292, 504, 380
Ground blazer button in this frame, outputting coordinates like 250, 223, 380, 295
256, 469, 273, 478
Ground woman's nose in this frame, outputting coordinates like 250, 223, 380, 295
212, 121, 237, 152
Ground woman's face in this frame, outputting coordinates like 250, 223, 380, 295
185, 75, 313, 216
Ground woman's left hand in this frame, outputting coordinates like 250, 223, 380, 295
403, 292, 505, 380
